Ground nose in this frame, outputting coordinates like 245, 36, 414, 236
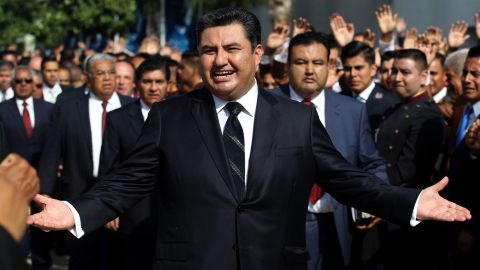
214, 49, 228, 67
305, 62, 313, 74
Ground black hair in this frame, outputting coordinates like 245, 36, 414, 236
41, 55, 59, 71
287, 31, 331, 64
135, 57, 170, 82
341, 41, 375, 65
395, 49, 428, 71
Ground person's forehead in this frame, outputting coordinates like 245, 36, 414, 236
115, 62, 134, 72
142, 69, 166, 79
394, 58, 417, 68
44, 61, 59, 68
465, 57, 480, 69
344, 54, 369, 64
93, 60, 114, 70
199, 23, 249, 45
16, 68, 31, 77
291, 43, 327, 58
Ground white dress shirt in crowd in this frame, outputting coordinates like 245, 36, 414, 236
354, 81, 376, 104
42, 82, 63, 103
89, 91, 122, 178
0, 87, 14, 102
16, 96, 35, 128
140, 99, 151, 121
433, 87, 448, 104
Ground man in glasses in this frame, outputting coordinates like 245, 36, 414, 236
0, 65, 54, 269
32, 71, 44, 99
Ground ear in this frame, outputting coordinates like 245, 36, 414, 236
420, 69, 428, 86
254, 44, 264, 68
369, 64, 378, 78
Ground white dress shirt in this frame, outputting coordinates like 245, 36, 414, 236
16, 97, 35, 128
354, 81, 376, 104
89, 92, 122, 178
0, 87, 14, 102
212, 83, 257, 185
42, 82, 62, 103
140, 99, 151, 121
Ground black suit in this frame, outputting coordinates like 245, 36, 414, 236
342, 84, 399, 131
38, 92, 133, 270
73, 87, 419, 270
0, 226, 27, 270
99, 100, 156, 270
0, 98, 54, 268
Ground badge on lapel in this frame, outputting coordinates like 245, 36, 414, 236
375, 92, 383, 99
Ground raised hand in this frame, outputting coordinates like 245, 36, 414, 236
396, 17, 407, 37
475, 12, 480, 43
448, 21, 470, 49
465, 119, 480, 156
292, 17, 312, 38
426, 26, 443, 46
416, 34, 438, 65
329, 13, 354, 47
417, 177, 471, 222
375, 4, 397, 42
403, 28, 417, 49
27, 194, 75, 231
266, 24, 289, 55
362, 28, 376, 48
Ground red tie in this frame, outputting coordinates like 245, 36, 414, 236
302, 99, 324, 204
102, 101, 108, 138
22, 101, 33, 139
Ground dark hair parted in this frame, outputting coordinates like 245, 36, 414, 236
41, 55, 59, 71
395, 49, 428, 71
467, 46, 480, 59
196, 7, 261, 50
287, 32, 331, 64
381, 50, 397, 63
135, 57, 171, 82
341, 41, 375, 65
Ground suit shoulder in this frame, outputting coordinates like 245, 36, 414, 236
327, 90, 363, 107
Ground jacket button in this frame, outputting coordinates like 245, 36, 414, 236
387, 163, 392, 168
405, 114, 410, 119
388, 145, 394, 151
394, 129, 399, 134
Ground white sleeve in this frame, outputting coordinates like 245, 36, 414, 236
63, 201, 85, 238
410, 192, 422, 226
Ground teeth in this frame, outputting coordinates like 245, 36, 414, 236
214, 71, 233, 77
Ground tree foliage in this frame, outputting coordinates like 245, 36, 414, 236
0, 0, 136, 47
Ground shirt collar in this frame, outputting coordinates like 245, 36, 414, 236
16, 96, 34, 107
212, 81, 258, 117
433, 87, 448, 103
288, 85, 325, 109
89, 91, 119, 105
470, 100, 480, 118
140, 99, 150, 110
357, 81, 376, 101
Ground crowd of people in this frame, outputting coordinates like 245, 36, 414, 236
0, 3, 479, 270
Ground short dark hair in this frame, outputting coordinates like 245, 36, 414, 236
381, 50, 397, 63
135, 57, 170, 82
467, 46, 480, 59
197, 7, 261, 50
395, 49, 428, 71
0, 60, 14, 71
431, 53, 446, 67
341, 41, 375, 65
287, 32, 330, 64
41, 56, 59, 71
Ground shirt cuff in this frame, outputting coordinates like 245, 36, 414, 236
63, 201, 85, 238
379, 39, 395, 54
410, 191, 422, 226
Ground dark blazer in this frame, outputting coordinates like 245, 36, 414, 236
342, 84, 399, 131
376, 96, 444, 188
0, 120, 7, 160
0, 226, 27, 270
275, 85, 388, 265
0, 99, 53, 168
38, 92, 133, 199
73, 87, 419, 270
99, 100, 154, 233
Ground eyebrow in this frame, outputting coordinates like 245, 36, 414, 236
200, 42, 243, 51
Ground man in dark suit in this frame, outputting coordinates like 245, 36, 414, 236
274, 32, 388, 270
37, 54, 133, 270
0, 65, 54, 269
100, 58, 170, 270
29, 8, 470, 270
447, 46, 480, 269
376, 49, 445, 269
341, 41, 399, 131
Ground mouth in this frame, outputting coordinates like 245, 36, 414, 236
303, 77, 315, 83
212, 70, 235, 82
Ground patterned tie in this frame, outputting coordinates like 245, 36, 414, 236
102, 101, 108, 138
22, 101, 33, 139
456, 106, 474, 147
223, 102, 245, 199
302, 99, 324, 204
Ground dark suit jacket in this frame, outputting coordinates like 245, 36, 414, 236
0, 120, 7, 160
0, 99, 53, 168
73, 87, 419, 270
342, 84, 399, 131
99, 100, 155, 233
377, 96, 444, 188
0, 226, 27, 270
274, 85, 388, 265
39, 92, 133, 199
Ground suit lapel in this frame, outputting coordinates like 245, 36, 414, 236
127, 101, 144, 133
324, 91, 341, 136
7, 99, 28, 140
245, 89, 279, 200
77, 94, 93, 160
190, 88, 240, 201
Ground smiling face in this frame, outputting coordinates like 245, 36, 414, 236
198, 23, 263, 101
288, 42, 329, 99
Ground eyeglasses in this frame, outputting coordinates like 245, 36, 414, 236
15, 78, 33, 84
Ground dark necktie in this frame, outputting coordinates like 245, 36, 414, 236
102, 101, 108, 138
302, 99, 324, 204
456, 106, 474, 147
22, 101, 33, 139
223, 102, 245, 199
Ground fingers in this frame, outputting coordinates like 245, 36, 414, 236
430, 177, 449, 192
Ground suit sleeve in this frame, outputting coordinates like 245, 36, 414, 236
357, 104, 389, 182
71, 104, 162, 234
38, 104, 64, 195
309, 106, 419, 226
389, 108, 444, 188
0, 225, 27, 270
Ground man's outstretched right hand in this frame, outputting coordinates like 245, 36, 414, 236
27, 194, 75, 231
